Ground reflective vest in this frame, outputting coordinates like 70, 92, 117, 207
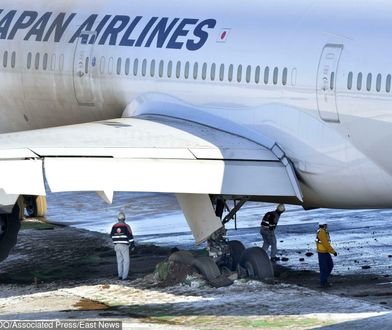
261, 211, 280, 231
316, 228, 336, 254
111, 222, 134, 245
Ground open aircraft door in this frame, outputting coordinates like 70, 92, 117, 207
317, 44, 343, 123
73, 31, 96, 106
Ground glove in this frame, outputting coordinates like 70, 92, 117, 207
333, 252, 337, 256
130, 243, 136, 252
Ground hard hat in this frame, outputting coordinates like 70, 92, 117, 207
118, 211, 126, 221
276, 204, 285, 213
318, 220, 328, 225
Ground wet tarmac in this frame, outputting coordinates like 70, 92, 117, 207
0, 221, 391, 329
0, 192, 391, 329
45, 192, 392, 277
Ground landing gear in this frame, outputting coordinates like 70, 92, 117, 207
192, 256, 221, 280
239, 247, 274, 282
173, 195, 275, 285
207, 197, 248, 272
207, 227, 230, 266
169, 250, 233, 287
228, 240, 245, 271
24, 195, 47, 217
0, 203, 21, 262
207, 196, 274, 282
206, 228, 273, 282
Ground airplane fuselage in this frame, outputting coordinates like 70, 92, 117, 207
1, 0, 392, 208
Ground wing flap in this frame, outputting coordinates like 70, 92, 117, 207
0, 148, 38, 159
0, 159, 45, 195
189, 148, 276, 161
0, 115, 302, 203
44, 158, 294, 196
32, 147, 196, 159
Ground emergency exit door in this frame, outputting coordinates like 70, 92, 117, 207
73, 31, 96, 106
317, 44, 343, 122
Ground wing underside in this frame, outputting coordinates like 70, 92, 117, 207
0, 115, 301, 203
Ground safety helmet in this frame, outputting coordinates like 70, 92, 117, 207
118, 211, 126, 221
276, 204, 285, 213
318, 220, 328, 225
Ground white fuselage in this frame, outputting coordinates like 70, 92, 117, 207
1, 0, 392, 208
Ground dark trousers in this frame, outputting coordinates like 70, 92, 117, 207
318, 252, 333, 285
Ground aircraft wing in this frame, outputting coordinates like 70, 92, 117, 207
0, 115, 301, 203
0, 115, 303, 243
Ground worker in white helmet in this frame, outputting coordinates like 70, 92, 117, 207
110, 211, 135, 280
260, 204, 285, 262
316, 220, 337, 288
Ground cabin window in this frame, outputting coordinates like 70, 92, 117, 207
108, 57, 114, 74
366, 73, 372, 91
386, 74, 391, 92
51, 54, 56, 71
273, 67, 279, 85
264, 66, 270, 84
376, 73, 382, 92
116, 58, 122, 75
255, 66, 261, 84
150, 59, 156, 77
347, 72, 353, 90
59, 54, 64, 72
100, 57, 106, 74
3, 51, 8, 68
158, 60, 164, 78
167, 60, 172, 78
210, 63, 216, 81
11, 51, 16, 69
202, 63, 207, 80
237, 65, 242, 82
34, 53, 40, 70
42, 53, 48, 71
141, 59, 147, 77
228, 64, 234, 82
193, 62, 198, 79
330, 72, 335, 90
219, 64, 225, 81
27, 52, 32, 69
246, 65, 251, 83
282, 67, 288, 86
176, 61, 181, 79
133, 59, 139, 76
84, 57, 89, 74
357, 72, 362, 90
184, 61, 190, 79
291, 68, 297, 86
125, 58, 130, 75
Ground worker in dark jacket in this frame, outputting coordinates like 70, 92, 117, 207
260, 204, 285, 261
316, 220, 337, 288
110, 211, 134, 280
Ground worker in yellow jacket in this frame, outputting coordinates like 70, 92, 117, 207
316, 220, 337, 288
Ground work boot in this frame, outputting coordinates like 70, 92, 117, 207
320, 282, 332, 288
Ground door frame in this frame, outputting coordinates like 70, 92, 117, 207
73, 31, 96, 106
316, 44, 344, 123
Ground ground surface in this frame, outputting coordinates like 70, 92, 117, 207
0, 220, 391, 329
